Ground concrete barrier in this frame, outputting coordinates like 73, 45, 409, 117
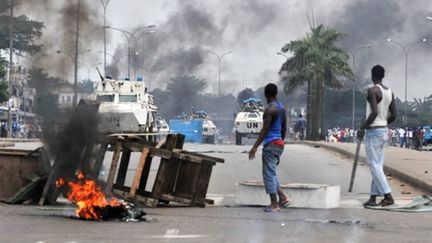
234, 180, 340, 209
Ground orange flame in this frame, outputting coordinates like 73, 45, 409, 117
55, 177, 65, 188
56, 171, 120, 220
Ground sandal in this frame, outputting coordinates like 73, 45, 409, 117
279, 200, 291, 208
263, 207, 280, 213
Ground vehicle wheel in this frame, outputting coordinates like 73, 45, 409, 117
235, 132, 242, 145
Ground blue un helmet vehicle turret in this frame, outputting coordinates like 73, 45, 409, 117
233, 98, 264, 145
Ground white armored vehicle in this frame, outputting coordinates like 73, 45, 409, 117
92, 77, 157, 134
190, 109, 217, 144
233, 98, 264, 145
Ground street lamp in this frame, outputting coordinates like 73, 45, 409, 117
207, 50, 232, 97
351, 44, 372, 131
387, 38, 427, 125
7, 0, 14, 137
104, 25, 156, 80
100, 0, 110, 77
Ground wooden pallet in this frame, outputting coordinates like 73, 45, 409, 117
108, 134, 224, 207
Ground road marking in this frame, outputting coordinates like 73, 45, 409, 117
151, 229, 207, 240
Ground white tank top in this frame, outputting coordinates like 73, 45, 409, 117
365, 84, 393, 127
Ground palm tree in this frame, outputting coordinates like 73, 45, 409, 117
279, 24, 353, 140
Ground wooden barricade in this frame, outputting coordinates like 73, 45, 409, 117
108, 134, 224, 207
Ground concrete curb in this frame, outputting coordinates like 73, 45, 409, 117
299, 141, 432, 195
0, 138, 41, 143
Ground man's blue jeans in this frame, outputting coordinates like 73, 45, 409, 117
364, 128, 392, 196
262, 143, 284, 194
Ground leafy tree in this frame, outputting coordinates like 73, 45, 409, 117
0, 57, 8, 103
79, 79, 95, 93
0, 81, 8, 103
279, 24, 353, 140
0, 2, 44, 53
27, 68, 62, 117
156, 75, 207, 119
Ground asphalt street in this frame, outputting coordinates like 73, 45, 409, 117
1, 143, 431, 243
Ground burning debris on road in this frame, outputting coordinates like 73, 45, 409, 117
56, 171, 146, 222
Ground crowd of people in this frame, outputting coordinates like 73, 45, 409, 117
325, 126, 429, 151
0, 120, 40, 139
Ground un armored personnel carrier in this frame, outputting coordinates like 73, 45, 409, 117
92, 77, 157, 134
233, 98, 264, 145
192, 110, 217, 144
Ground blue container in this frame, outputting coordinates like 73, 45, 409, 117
169, 119, 203, 143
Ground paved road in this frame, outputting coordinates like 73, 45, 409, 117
1, 143, 431, 242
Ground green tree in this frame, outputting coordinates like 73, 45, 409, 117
237, 88, 255, 106
0, 2, 44, 53
279, 24, 353, 140
78, 80, 95, 93
157, 75, 207, 119
0, 57, 8, 103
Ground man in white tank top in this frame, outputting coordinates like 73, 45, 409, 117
358, 65, 397, 207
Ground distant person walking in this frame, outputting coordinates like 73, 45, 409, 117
0, 120, 7, 138
358, 65, 397, 207
297, 114, 306, 141
249, 83, 289, 212
398, 127, 405, 147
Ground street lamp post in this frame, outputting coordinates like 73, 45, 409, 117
100, 0, 110, 77
7, 0, 14, 137
387, 38, 427, 125
105, 25, 156, 80
351, 44, 372, 131
207, 50, 232, 97
72, 0, 82, 107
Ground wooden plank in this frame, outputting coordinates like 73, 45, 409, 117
193, 164, 214, 207
172, 152, 216, 165
181, 150, 225, 163
90, 143, 108, 179
160, 194, 205, 207
7, 173, 48, 204
166, 135, 185, 194
189, 164, 202, 205
112, 188, 158, 207
80, 141, 95, 176
151, 135, 178, 199
129, 147, 150, 197
137, 155, 152, 193
105, 141, 122, 194
115, 149, 131, 187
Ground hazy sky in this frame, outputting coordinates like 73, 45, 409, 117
14, 0, 432, 100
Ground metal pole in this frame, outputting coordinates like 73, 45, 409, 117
387, 38, 426, 126
404, 52, 408, 125
351, 45, 372, 132
207, 50, 231, 97
73, 0, 81, 107
101, 0, 110, 77
7, 0, 14, 137
218, 58, 221, 97
127, 44, 131, 79
352, 55, 355, 131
